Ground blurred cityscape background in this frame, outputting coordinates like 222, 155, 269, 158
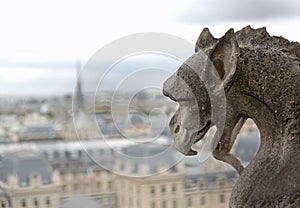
2, 1, 298, 207
0, 64, 260, 208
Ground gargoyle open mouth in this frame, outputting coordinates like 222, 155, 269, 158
192, 120, 212, 144
163, 82, 213, 155
169, 107, 212, 156
184, 120, 211, 155
162, 89, 194, 103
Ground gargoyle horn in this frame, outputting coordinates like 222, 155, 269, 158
195, 28, 218, 53
209, 28, 240, 89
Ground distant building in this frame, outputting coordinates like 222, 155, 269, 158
0, 188, 11, 208
0, 131, 260, 208
0, 150, 61, 208
17, 112, 63, 142
18, 123, 62, 142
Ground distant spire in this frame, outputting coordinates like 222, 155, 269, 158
74, 61, 85, 114
76, 61, 81, 80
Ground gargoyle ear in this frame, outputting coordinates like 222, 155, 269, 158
209, 28, 239, 88
195, 28, 218, 53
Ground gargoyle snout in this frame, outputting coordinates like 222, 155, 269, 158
162, 88, 177, 102
163, 75, 178, 101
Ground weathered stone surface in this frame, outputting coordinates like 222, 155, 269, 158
163, 26, 300, 207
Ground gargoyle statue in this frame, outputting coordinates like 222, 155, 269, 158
163, 26, 299, 207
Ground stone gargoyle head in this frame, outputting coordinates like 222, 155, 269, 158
163, 25, 300, 207
163, 28, 238, 155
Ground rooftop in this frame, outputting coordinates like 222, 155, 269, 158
0, 150, 51, 186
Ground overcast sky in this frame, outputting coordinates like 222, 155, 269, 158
0, 0, 299, 95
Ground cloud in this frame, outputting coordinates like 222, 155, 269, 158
0, 54, 182, 95
179, 0, 300, 24
81, 53, 182, 92
0, 67, 75, 95
0, 58, 76, 71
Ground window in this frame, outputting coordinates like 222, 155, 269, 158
220, 194, 225, 203
45, 197, 51, 208
172, 200, 177, 208
172, 184, 176, 193
21, 199, 26, 207
1, 201, 5, 208
150, 186, 155, 197
161, 185, 166, 195
162, 200, 166, 208
199, 182, 205, 190
151, 201, 156, 208
187, 198, 192, 207
65, 151, 70, 158
33, 198, 38, 207
200, 196, 205, 205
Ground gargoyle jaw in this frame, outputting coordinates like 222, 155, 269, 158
170, 109, 211, 156
185, 120, 211, 155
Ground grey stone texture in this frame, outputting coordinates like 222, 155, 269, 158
163, 26, 299, 207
